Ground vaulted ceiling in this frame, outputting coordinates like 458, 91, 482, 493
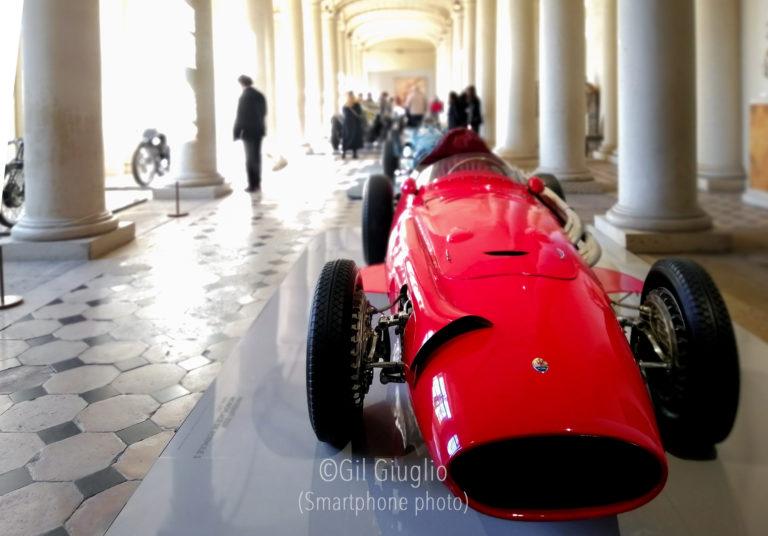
328, 0, 454, 48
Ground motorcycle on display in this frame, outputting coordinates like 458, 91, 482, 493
1, 138, 25, 228
131, 129, 170, 187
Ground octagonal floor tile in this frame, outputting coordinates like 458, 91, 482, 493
114, 431, 173, 480
0, 319, 61, 340
83, 302, 138, 321
54, 321, 116, 341
0, 394, 86, 432
151, 393, 202, 429
75, 395, 159, 432
61, 287, 112, 303
28, 432, 125, 481
18, 340, 88, 366
65, 480, 139, 536
111, 364, 186, 394
0, 433, 45, 474
0, 482, 82, 536
0, 340, 29, 361
44, 365, 119, 394
32, 302, 89, 320
80, 341, 148, 365
0, 366, 53, 394
181, 363, 222, 393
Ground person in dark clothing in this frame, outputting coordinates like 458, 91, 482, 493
233, 75, 267, 192
465, 85, 483, 134
447, 91, 468, 130
341, 92, 364, 159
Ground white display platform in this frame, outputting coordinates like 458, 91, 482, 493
108, 228, 767, 536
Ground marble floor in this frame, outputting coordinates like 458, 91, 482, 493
0, 150, 766, 535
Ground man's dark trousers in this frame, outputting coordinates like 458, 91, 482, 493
243, 136, 263, 190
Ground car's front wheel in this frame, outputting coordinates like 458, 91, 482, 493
632, 258, 739, 458
306, 259, 366, 448
362, 174, 394, 265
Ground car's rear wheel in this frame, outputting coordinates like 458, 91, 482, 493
362, 174, 394, 265
536, 173, 566, 201
382, 134, 399, 179
306, 259, 367, 448
632, 258, 739, 458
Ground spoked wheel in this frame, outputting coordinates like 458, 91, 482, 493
632, 258, 739, 458
362, 175, 394, 265
0, 166, 25, 228
306, 259, 372, 448
131, 144, 158, 187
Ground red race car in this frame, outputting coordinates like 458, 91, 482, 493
305, 129, 739, 521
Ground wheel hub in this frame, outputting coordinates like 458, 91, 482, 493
644, 288, 686, 366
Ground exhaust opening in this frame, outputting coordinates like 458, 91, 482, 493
484, 250, 528, 257
449, 435, 663, 511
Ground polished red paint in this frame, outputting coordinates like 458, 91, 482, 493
380, 168, 668, 521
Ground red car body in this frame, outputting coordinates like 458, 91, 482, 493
370, 133, 668, 520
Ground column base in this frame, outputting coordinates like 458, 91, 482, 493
592, 148, 618, 164
1, 221, 136, 260
594, 215, 730, 253
153, 183, 232, 200
742, 187, 768, 209
697, 169, 746, 192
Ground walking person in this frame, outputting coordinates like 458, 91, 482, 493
405, 85, 428, 128
447, 91, 467, 130
233, 75, 267, 192
341, 92, 364, 159
465, 85, 483, 134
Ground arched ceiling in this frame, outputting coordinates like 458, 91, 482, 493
328, 0, 454, 48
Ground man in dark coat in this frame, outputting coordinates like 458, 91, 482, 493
233, 75, 267, 192
465, 85, 483, 134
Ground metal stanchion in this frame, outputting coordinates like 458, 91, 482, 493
167, 181, 188, 218
0, 246, 23, 309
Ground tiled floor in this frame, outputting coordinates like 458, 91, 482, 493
0, 151, 372, 536
0, 150, 766, 535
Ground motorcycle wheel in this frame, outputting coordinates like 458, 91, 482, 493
132, 144, 158, 187
0, 165, 25, 228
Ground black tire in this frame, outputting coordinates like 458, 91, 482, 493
362, 174, 394, 265
306, 259, 364, 448
382, 136, 399, 179
0, 166, 25, 228
537, 173, 566, 201
632, 258, 739, 458
131, 144, 157, 187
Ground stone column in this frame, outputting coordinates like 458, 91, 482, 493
494, 0, 537, 164
321, 6, 339, 126
273, 0, 306, 141
303, 0, 324, 140
536, 0, 592, 182
462, 0, 477, 86
594, 0, 618, 161
595, 0, 728, 253
246, 0, 276, 135
290, 0, 306, 138
696, 0, 745, 191
11, 0, 134, 255
164, 0, 228, 198
336, 20, 347, 92
474, 0, 496, 143
452, 6, 464, 88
